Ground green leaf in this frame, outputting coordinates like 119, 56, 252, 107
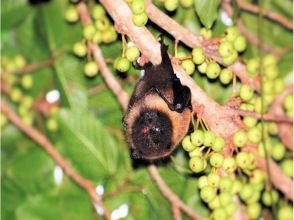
1, 0, 33, 30
53, 54, 88, 109
194, 0, 221, 28
37, 1, 82, 52
15, 180, 92, 220
57, 109, 119, 181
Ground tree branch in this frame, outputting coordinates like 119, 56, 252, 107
0, 101, 112, 220
148, 165, 201, 220
236, 0, 293, 30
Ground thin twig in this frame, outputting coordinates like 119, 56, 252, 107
3, 55, 57, 75
231, 108, 293, 124
0, 100, 112, 220
237, 0, 293, 30
148, 165, 201, 220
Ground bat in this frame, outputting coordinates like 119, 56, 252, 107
123, 37, 192, 160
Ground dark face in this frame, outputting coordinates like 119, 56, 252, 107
131, 109, 172, 159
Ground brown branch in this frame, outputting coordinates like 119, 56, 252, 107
236, 20, 283, 58
0, 100, 112, 220
232, 108, 293, 124
88, 84, 107, 96
236, 0, 293, 30
148, 165, 201, 220
3, 55, 57, 75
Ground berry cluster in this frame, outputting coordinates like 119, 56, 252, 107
127, 0, 149, 27
1, 55, 59, 132
114, 44, 141, 73
164, 0, 194, 12
67, 4, 117, 77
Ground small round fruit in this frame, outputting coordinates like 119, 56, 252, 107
236, 152, 249, 169
46, 118, 59, 132
280, 159, 293, 177
274, 78, 285, 94
131, 0, 145, 14
132, 12, 148, 27
200, 185, 216, 203
14, 55, 26, 68
189, 147, 203, 157
233, 35, 246, 52
10, 88, 22, 103
239, 84, 253, 101
246, 58, 259, 76
262, 54, 276, 67
1, 113, 8, 128
212, 136, 225, 152
243, 117, 257, 128
239, 184, 254, 201
190, 129, 204, 147
210, 153, 224, 168
219, 192, 232, 206
247, 127, 261, 144
126, 46, 140, 62
264, 64, 278, 79
208, 197, 221, 210
212, 208, 227, 220
197, 62, 207, 74
83, 24, 96, 40
116, 57, 131, 72
182, 136, 196, 152
233, 130, 247, 148
22, 96, 34, 109
250, 169, 264, 184
219, 41, 234, 57
91, 5, 105, 20
102, 27, 117, 43
262, 190, 279, 206
92, 32, 103, 44
200, 28, 212, 39
65, 6, 79, 22
207, 173, 220, 188
84, 61, 99, 77
203, 130, 216, 147
247, 203, 261, 219
271, 142, 285, 161
179, 0, 193, 8
192, 47, 205, 65
219, 176, 233, 192
181, 59, 195, 75
206, 62, 221, 79
278, 206, 293, 220
222, 157, 237, 173
231, 179, 242, 194
283, 95, 293, 110
189, 156, 206, 173
198, 175, 208, 188
21, 74, 33, 89
73, 41, 87, 57
219, 68, 233, 85
164, 0, 179, 11
224, 26, 240, 42
95, 17, 109, 31
221, 50, 238, 66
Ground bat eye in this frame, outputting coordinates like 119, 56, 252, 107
175, 103, 182, 110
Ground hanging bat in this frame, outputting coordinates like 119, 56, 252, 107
123, 37, 192, 160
